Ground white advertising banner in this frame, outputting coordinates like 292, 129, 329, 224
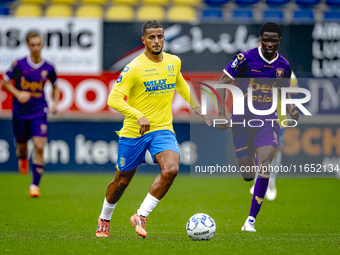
0, 18, 102, 74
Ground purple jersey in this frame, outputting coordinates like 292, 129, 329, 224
4, 56, 57, 120
224, 47, 291, 130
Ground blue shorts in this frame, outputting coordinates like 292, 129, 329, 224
117, 130, 180, 172
233, 126, 279, 159
12, 116, 48, 143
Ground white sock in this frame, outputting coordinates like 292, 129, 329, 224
137, 193, 160, 217
99, 198, 117, 221
270, 150, 282, 185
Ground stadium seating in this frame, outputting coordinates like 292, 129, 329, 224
265, 0, 290, 7
173, 0, 201, 5
81, 0, 107, 4
235, 0, 260, 6
324, 10, 340, 21
142, 0, 169, 4
232, 8, 254, 21
136, 5, 165, 21
2, 0, 335, 22
168, 5, 197, 21
0, 5, 10, 15
76, 4, 103, 18
293, 9, 314, 23
105, 5, 134, 21
112, 0, 139, 4
51, 0, 77, 3
15, 4, 42, 17
45, 4, 72, 17
263, 9, 284, 22
205, 0, 229, 5
326, 0, 340, 8
296, 0, 321, 8
20, 0, 46, 3
201, 8, 223, 21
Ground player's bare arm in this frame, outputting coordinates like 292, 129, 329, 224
216, 73, 232, 130
50, 85, 60, 115
285, 92, 299, 121
193, 107, 211, 126
2, 80, 30, 104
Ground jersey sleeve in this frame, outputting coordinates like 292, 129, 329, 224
175, 59, 200, 109
107, 65, 144, 120
4, 61, 20, 82
111, 65, 135, 96
284, 67, 292, 87
48, 66, 58, 86
223, 52, 248, 80
290, 71, 298, 88
277, 65, 291, 88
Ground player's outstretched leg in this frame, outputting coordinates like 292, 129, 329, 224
241, 145, 274, 232
29, 137, 46, 198
266, 150, 281, 201
131, 150, 179, 238
16, 142, 29, 175
96, 167, 137, 237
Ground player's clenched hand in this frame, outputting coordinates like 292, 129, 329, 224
50, 103, 58, 115
216, 114, 231, 130
193, 107, 211, 126
289, 105, 299, 121
138, 116, 150, 135
16, 91, 31, 104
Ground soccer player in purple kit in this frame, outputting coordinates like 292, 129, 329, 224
216, 22, 299, 232
2, 32, 59, 198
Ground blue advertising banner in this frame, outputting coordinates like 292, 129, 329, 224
0, 120, 197, 172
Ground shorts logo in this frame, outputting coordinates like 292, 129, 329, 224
120, 156, 125, 167
255, 196, 263, 205
117, 75, 123, 84
168, 64, 174, 74
276, 68, 284, 79
40, 124, 47, 134
123, 66, 129, 73
231, 58, 238, 69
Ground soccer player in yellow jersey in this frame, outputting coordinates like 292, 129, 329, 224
95, 20, 211, 238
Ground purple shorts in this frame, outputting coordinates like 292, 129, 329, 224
232, 126, 279, 158
12, 116, 48, 143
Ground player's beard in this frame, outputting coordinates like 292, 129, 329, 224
147, 45, 163, 56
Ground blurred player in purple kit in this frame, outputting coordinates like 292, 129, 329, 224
2, 32, 60, 198
216, 22, 299, 231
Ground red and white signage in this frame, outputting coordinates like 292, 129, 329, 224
0, 72, 230, 118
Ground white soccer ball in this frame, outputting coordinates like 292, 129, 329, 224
186, 213, 216, 241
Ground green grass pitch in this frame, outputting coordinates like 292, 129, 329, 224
0, 173, 339, 254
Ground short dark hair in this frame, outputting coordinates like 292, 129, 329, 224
142, 20, 163, 35
26, 31, 41, 44
260, 22, 281, 38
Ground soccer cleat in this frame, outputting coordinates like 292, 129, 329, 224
266, 184, 277, 201
241, 216, 256, 232
96, 217, 110, 237
29, 185, 40, 198
130, 214, 147, 237
19, 158, 29, 175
